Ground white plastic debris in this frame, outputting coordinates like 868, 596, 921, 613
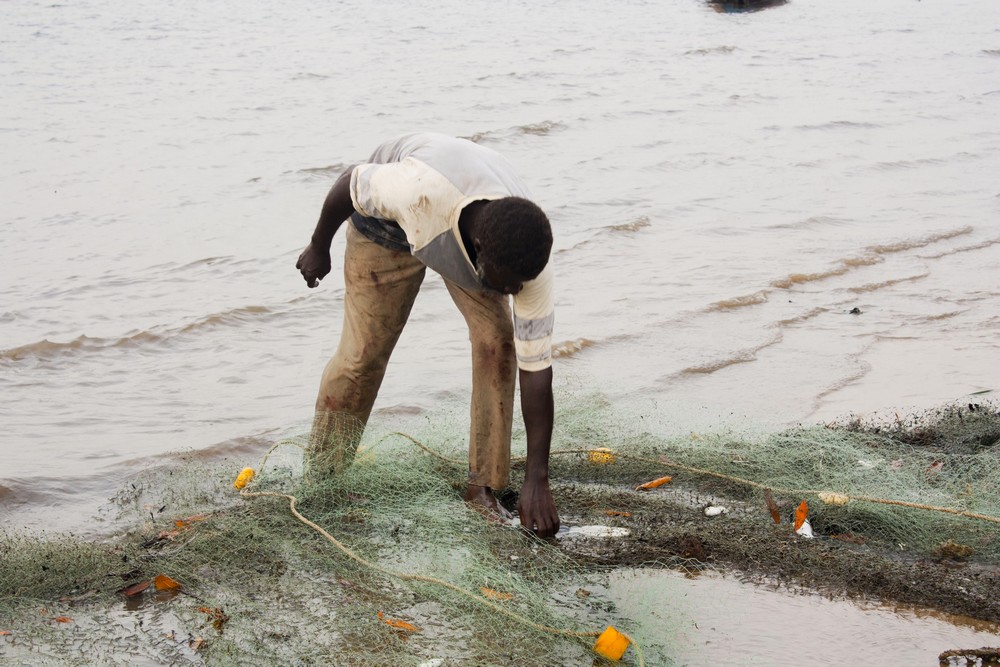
559, 525, 631, 539
419, 660, 444, 667
795, 518, 815, 539
704, 505, 728, 517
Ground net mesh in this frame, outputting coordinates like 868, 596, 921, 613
2, 396, 999, 665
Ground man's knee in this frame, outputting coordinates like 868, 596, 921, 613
471, 331, 515, 366
469, 314, 514, 352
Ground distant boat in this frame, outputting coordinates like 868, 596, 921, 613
708, 0, 787, 12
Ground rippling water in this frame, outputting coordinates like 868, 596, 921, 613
2, 0, 999, 528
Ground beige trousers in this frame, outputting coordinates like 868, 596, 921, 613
310, 222, 516, 489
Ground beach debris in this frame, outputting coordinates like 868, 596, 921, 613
197, 607, 230, 632
378, 611, 420, 633
560, 525, 631, 539
587, 447, 616, 464
934, 540, 974, 561
794, 500, 815, 538
59, 590, 98, 605
154, 574, 182, 591
938, 647, 1000, 666
593, 625, 631, 661
764, 489, 781, 524
52, 616, 73, 624
635, 475, 673, 491
793, 500, 809, 531
418, 660, 444, 667
174, 514, 208, 529
119, 580, 152, 597
926, 460, 945, 479
795, 519, 815, 539
233, 467, 255, 490
576, 588, 591, 598
678, 534, 708, 561
480, 587, 514, 601
818, 491, 850, 506
604, 510, 632, 517
704, 505, 728, 517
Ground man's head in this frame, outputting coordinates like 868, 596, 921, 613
473, 197, 552, 295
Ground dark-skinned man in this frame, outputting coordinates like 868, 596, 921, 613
295, 132, 559, 538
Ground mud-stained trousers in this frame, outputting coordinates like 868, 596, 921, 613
310, 221, 517, 490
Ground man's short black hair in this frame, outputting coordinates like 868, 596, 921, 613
478, 197, 552, 281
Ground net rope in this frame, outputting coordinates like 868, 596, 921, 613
394, 433, 1000, 526
241, 439, 646, 666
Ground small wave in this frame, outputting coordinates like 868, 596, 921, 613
777, 307, 826, 326
1, 334, 135, 361
177, 305, 273, 335
466, 121, 565, 144
607, 216, 651, 233
771, 227, 972, 290
288, 163, 349, 181
768, 215, 851, 231
518, 121, 563, 136
813, 357, 873, 406
679, 334, 782, 375
174, 255, 236, 271
681, 352, 756, 375
914, 310, 965, 323
1, 329, 172, 361
177, 433, 283, 462
771, 267, 852, 289
1, 305, 276, 363
920, 235, 1000, 260
552, 338, 596, 359
848, 272, 929, 294
796, 120, 881, 131
708, 290, 769, 311
868, 226, 971, 253
872, 156, 948, 171
685, 45, 736, 56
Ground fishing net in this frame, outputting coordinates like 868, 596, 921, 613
2, 395, 999, 665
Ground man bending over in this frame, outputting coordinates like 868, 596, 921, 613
295, 132, 559, 537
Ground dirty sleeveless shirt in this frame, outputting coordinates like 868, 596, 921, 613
349, 132, 554, 372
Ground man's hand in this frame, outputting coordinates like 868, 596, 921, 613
296, 243, 331, 288
518, 476, 559, 538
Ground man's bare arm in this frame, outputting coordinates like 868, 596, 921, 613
296, 166, 357, 287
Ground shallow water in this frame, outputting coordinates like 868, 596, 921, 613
2, 0, 1000, 659
603, 568, 1000, 666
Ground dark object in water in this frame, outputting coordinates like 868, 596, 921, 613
709, 0, 787, 12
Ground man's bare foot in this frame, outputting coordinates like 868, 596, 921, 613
464, 484, 513, 523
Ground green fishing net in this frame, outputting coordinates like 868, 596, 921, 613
2, 396, 998, 665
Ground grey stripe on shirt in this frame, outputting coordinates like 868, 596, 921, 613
514, 312, 555, 342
